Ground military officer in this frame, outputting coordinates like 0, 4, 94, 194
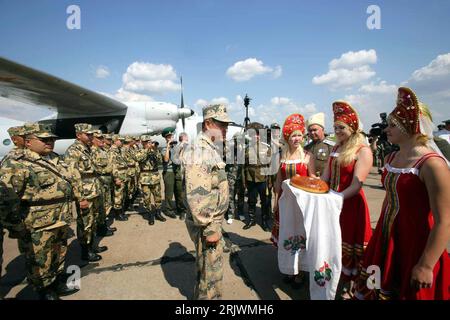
242, 122, 272, 231
139, 135, 165, 225
183, 104, 231, 300
171, 132, 189, 220
0, 123, 78, 299
110, 135, 129, 221
65, 123, 105, 262
161, 128, 178, 219
304, 112, 334, 176
91, 130, 115, 236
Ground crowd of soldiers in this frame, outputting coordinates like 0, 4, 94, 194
0, 122, 174, 300
0, 104, 336, 300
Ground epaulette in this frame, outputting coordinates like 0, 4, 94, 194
323, 139, 336, 146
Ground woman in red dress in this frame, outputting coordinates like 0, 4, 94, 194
321, 101, 373, 299
271, 114, 315, 287
353, 87, 450, 300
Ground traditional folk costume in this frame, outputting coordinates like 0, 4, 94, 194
329, 101, 373, 282
271, 114, 309, 246
354, 87, 450, 300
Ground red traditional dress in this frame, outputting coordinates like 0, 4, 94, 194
328, 145, 373, 281
271, 159, 308, 246
354, 152, 450, 300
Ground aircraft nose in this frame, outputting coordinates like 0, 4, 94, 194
179, 108, 194, 119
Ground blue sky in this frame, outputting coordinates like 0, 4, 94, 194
1, 0, 450, 130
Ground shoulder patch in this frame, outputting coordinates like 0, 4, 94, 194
323, 139, 336, 146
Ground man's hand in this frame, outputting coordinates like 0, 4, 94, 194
115, 179, 123, 186
79, 199, 89, 209
205, 232, 220, 245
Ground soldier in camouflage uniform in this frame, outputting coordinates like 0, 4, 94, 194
183, 104, 231, 300
122, 136, 139, 211
91, 130, 115, 237
1, 125, 31, 256
65, 123, 104, 262
224, 132, 245, 224
0, 123, 79, 299
139, 135, 165, 225
304, 113, 334, 176
109, 135, 129, 221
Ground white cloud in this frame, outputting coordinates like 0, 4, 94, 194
403, 53, 450, 121
410, 53, 450, 81
329, 49, 377, 69
121, 61, 180, 95
210, 97, 230, 105
226, 58, 282, 82
359, 81, 397, 94
95, 65, 110, 79
113, 88, 154, 103
313, 49, 377, 90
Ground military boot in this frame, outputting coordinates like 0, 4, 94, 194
93, 244, 108, 253
53, 274, 80, 297
148, 211, 155, 225
38, 286, 60, 300
96, 224, 114, 237
261, 219, 270, 232
81, 244, 102, 262
243, 219, 256, 230
115, 208, 128, 221
155, 209, 166, 222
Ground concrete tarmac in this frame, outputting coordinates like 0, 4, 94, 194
1, 168, 386, 300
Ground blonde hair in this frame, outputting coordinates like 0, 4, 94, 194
281, 130, 305, 161
416, 102, 432, 146
336, 123, 368, 166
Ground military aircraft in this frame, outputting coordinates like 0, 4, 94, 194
0, 56, 194, 156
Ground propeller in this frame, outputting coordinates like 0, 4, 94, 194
180, 76, 185, 130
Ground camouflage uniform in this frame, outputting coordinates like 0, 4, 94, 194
122, 138, 138, 208
139, 136, 163, 216
110, 136, 129, 213
304, 138, 335, 176
91, 133, 113, 224
64, 124, 102, 248
0, 125, 28, 167
183, 104, 231, 300
0, 125, 73, 293
0, 178, 20, 278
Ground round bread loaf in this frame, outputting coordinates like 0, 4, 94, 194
290, 174, 329, 194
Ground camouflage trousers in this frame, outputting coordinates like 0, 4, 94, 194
127, 172, 137, 200
186, 219, 224, 300
141, 183, 162, 211
98, 175, 113, 218
76, 197, 100, 245
0, 224, 3, 277
113, 178, 128, 210
22, 225, 69, 290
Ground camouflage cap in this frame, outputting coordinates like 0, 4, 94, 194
140, 135, 152, 142
92, 130, 104, 138
23, 123, 57, 138
202, 104, 232, 123
74, 123, 94, 134
104, 133, 113, 140
7, 125, 26, 137
124, 135, 133, 142
162, 127, 175, 138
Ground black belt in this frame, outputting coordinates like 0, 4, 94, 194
21, 197, 69, 207
81, 173, 97, 178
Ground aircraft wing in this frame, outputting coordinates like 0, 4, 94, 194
0, 56, 127, 117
